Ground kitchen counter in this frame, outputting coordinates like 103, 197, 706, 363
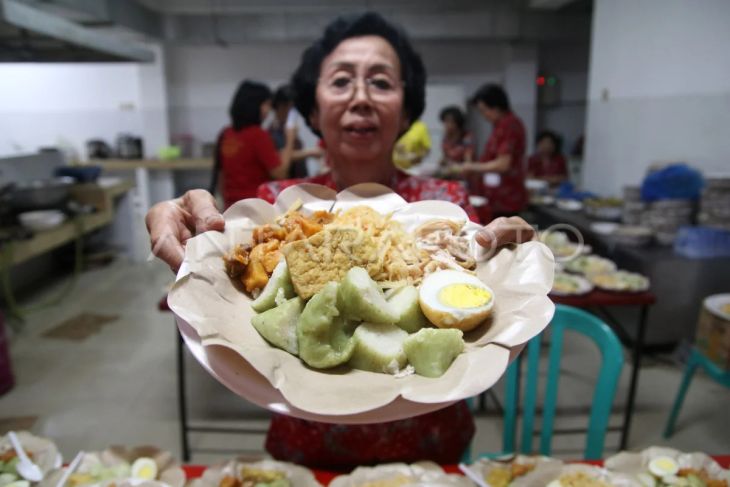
529, 204, 730, 347
96, 158, 212, 171
96, 159, 213, 262
1, 178, 134, 267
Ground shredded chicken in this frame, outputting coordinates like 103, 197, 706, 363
415, 219, 476, 273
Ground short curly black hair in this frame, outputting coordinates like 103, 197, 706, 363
439, 105, 467, 134
536, 130, 563, 154
471, 83, 511, 112
290, 11, 426, 138
272, 84, 295, 110
229, 80, 272, 130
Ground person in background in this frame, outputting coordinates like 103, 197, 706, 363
527, 130, 568, 185
438, 105, 475, 188
268, 84, 324, 178
392, 119, 431, 170
147, 12, 535, 469
210, 80, 296, 209
450, 84, 528, 216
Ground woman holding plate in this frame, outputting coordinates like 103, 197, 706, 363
146, 12, 535, 468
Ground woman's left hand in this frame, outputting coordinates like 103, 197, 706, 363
475, 216, 535, 251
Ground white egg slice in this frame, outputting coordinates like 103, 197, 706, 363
130, 458, 158, 481
648, 456, 679, 477
546, 480, 563, 487
418, 270, 494, 331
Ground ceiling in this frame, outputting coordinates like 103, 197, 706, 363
137, 0, 522, 16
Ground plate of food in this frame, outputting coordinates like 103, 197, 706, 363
168, 183, 554, 423
556, 199, 584, 212
464, 455, 563, 487
329, 462, 471, 486
539, 231, 591, 261
40, 446, 185, 487
704, 293, 730, 321
564, 255, 617, 277
188, 458, 321, 487
534, 464, 642, 487
0, 432, 60, 485
590, 270, 650, 293
551, 272, 594, 297
605, 447, 730, 487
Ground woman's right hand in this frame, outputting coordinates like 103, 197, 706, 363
145, 189, 225, 273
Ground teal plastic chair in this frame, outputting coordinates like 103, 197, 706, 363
466, 304, 624, 462
663, 347, 730, 438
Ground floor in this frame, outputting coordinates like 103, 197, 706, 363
1, 258, 728, 466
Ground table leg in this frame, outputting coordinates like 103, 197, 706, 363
620, 305, 649, 450
176, 326, 191, 462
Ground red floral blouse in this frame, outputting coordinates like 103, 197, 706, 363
257, 170, 479, 223
478, 112, 528, 215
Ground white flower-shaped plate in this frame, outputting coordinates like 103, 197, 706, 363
169, 183, 555, 424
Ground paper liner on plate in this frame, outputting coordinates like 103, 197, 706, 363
605, 447, 730, 484
188, 457, 321, 487
467, 455, 563, 486
329, 461, 472, 487
40, 446, 185, 487
168, 183, 555, 418
525, 463, 642, 487
0, 431, 60, 478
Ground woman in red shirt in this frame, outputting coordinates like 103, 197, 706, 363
147, 12, 535, 469
527, 130, 568, 185
212, 80, 296, 208
452, 84, 528, 216
439, 106, 474, 164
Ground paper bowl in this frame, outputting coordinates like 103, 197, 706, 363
605, 447, 730, 485
40, 446, 185, 487
551, 272, 593, 297
329, 461, 472, 486
168, 183, 555, 423
188, 458, 321, 487
467, 455, 563, 487
527, 463, 642, 487
0, 431, 61, 478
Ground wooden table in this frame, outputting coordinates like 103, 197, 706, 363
0, 179, 133, 321
530, 204, 730, 348
1, 178, 134, 267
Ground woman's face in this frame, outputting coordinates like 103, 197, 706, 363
310, 35, 408, 176
442, 116, 457, 135
260, 99, 273, 122
537, 136, 556, 156
275, 101, 292, 124
477, 101, 500, 124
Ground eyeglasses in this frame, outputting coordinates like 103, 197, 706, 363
319, 74, 403, 101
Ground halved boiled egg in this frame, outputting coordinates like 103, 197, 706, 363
130, 457, 158, 481
648, 456, 679, 477
418, 270, 494, 331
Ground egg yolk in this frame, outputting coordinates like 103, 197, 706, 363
438, 283, 491, 308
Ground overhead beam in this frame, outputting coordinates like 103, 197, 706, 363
164, 9, 590, 44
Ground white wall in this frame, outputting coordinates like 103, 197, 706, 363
537, 43, 589, 158
583, 0, 730, 196
0, 43, 169, 161
165, 40, 537, 165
